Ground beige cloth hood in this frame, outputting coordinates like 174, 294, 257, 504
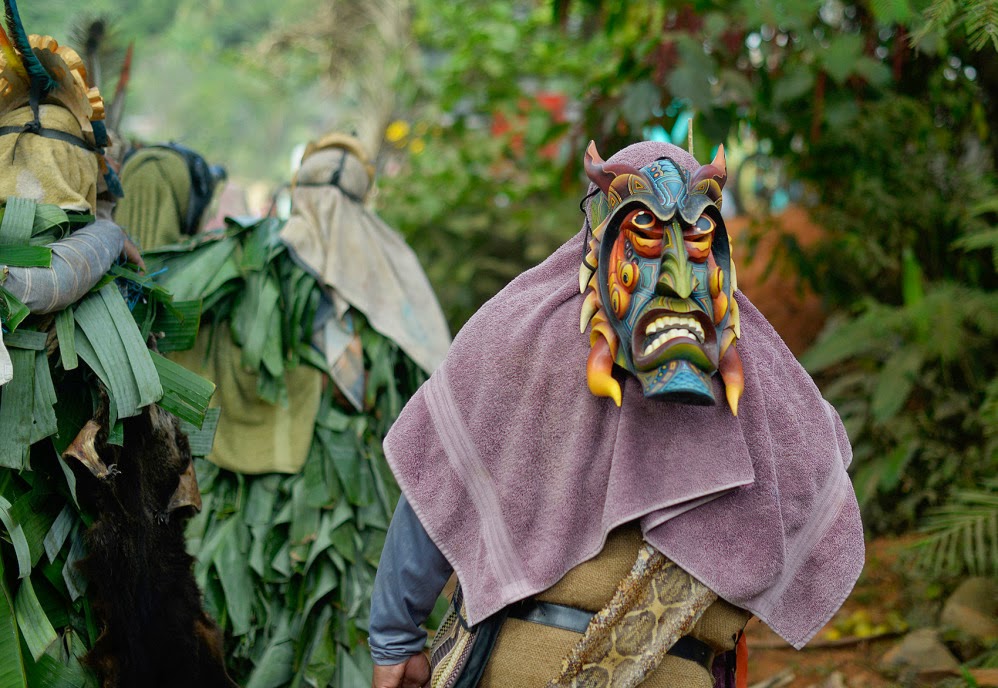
279, 137, 450, 405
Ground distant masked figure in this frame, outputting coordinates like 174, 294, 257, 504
115, 142, 227, 249
281, 133, 451, 410
134, 131, 451, 683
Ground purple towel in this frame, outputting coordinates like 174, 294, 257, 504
384, 153, 863, 650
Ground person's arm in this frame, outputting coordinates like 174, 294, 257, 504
370, 496, 453, 688
1, 220, 144, 314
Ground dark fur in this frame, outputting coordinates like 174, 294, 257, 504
73, 401, 237, 688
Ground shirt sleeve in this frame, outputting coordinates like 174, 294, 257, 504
2, 221, 125, 313
369, 496, 453, 666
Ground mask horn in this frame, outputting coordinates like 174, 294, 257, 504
584, 140, 616, 194
711, 144, 727, 191
584, 140, 647, 196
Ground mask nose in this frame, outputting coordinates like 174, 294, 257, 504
656, 220, 695, 299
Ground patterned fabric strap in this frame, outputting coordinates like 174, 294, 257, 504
548, 545, 718, 688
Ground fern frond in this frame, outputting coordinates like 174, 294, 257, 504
965, 0, 998, 50
912, 481, 998, 577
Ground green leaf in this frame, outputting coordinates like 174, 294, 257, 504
30, 351, 58, 445
151, 300, 202, 353
178, 407, 220, 457
0, 198, 36, 247
54, 309, 77, 372
871, 0, 913, 23
74, 291, 147, 421
0, 556, 28, 688
97, 286, 162, 408
24, 642, 94, 688
871, 347, 924, 423
42, 507, 73, 563
234, 273, 281, 372
14, 578, 57, 662
0, 286, 29, 332
245, 639, 294, 688
0, 496, 31, 579
150, 352, 216, 428
2, 330, 46, 351
30, 205, 69, 236
854, 57, 891, 87
772, 65, 814, 103
155, 238, 238, 302
0, 349, 35, 469
213, 518, 254, 637
9, 494, 59, 568
61, 532, 87, 602
0, 246, 52, 267
821, 34, 864, 84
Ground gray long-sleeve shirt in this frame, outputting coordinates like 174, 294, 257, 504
368, 497, 452, 665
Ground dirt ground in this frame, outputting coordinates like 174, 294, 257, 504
745, 537, 918, 688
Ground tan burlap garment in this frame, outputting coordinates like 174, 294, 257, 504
478, 528, 750, 688
0, 104, 100, 386
115, 148, 191, 250
0, 105, 98, 212
279, 136, 451, 408
169, 323, 323, 474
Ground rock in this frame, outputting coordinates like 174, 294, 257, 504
879, 628, 960, 677
819, 671, 848, 688
940, 577, 998, 642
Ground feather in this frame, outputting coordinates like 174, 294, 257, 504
106, 42, 132, 131
0, 21, 25, 76
4, 0, 55, 94
75, 16, 107, 86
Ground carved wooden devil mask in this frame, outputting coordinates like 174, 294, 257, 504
580, 141, 744, 414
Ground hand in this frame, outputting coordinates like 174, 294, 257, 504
121, 235, 146, 272
371, 653, 430, 688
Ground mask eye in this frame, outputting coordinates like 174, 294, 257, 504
693, 215, 715, 234
631, 210, 656, 229
684, 214, 715, 262
610, 286, 630, 318
619, 262, 636, 291
623, 209, 662, 257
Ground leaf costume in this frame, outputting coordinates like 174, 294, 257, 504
0, 10, 234, 687
129, 133, 450, 684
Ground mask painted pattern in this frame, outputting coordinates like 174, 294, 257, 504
580, 141, 744, 414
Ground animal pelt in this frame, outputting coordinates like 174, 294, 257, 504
67, 398, 237, 688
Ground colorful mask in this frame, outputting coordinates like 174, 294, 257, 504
580, 141, 744, 414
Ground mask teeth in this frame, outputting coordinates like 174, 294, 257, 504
729, 295, 741, 339
579, 262, 593, 294
587, 334, 621, 407
580, 290, 599, 333
719, 342, 744, 416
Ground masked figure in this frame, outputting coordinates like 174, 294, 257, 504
368, 140, 864, 688
0, 5, 234, 687
129, 133, 451, 684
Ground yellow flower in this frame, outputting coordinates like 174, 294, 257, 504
409, 138, 426, 155
385, 120, 410, 143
